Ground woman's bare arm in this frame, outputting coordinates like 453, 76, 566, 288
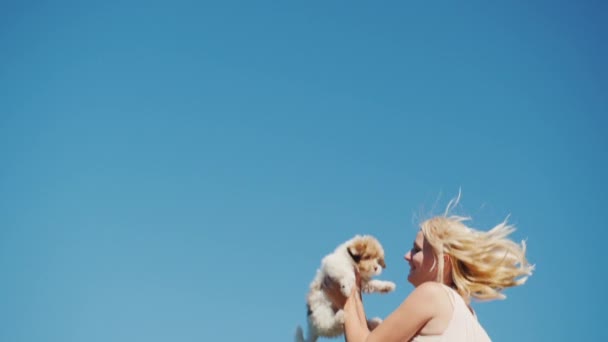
343, 281, 444, 342
343, 288, 370, 342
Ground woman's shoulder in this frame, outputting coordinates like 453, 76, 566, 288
410, 282, 460, 337
406, 282, 454, 313
395, 282, 450, 315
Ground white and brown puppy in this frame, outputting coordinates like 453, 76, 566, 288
295, 235, 396, 342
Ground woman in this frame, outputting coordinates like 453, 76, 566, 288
324, 207, 533, 341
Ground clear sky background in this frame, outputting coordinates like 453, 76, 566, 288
1, 1, 606, 341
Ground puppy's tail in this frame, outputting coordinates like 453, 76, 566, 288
295, 326, 305, 342
295, 325, 319, 342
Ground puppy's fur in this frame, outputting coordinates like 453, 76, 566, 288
295, 235, 396, 342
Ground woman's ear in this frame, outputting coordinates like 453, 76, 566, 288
443, 254, 453, 273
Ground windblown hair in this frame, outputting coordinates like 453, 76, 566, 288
420, 196, 534, 301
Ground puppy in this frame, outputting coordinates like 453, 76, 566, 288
295, 235, 396, 342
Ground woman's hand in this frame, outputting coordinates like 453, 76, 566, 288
322, 269, 362, 309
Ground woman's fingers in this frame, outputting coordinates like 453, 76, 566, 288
354, 267, 362, 288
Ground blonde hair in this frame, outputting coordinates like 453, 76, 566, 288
420, 197, 534, 301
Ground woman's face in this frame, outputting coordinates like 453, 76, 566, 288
404, 230, 439, 286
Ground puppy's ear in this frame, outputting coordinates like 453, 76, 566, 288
348, 240, 369, 262
347, 246, 362, 263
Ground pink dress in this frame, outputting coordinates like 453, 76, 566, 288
411, 285, 491, 342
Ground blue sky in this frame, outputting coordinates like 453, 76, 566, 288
1, 1, 606, 341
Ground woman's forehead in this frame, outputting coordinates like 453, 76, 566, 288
414, 231, 424, 245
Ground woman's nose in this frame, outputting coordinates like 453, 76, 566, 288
404, 251, 411, 261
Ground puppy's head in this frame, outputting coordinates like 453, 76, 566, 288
346, 235, 386, 279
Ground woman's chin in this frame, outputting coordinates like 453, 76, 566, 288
408, 272, 422, 286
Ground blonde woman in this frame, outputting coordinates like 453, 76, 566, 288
324, 200, 533, 341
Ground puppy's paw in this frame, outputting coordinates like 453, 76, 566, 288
335, 310, 345, 324
340, 280, 355, 297
379, 281, 396, 293
362, 280, 396, 294
360, 282, 373, 294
